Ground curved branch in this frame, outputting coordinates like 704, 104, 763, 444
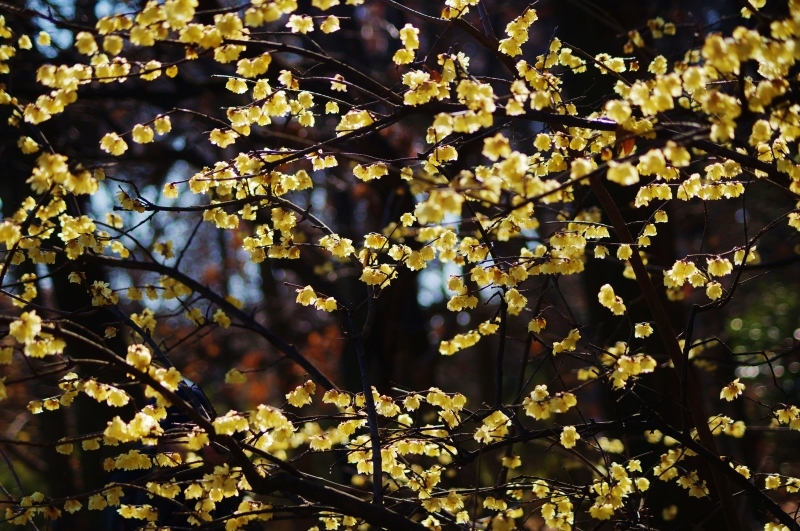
589, 174, 743, 531
80, 254, 339, 390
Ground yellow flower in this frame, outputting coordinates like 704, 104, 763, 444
132, 124, 154, 144
360, 265, 396, 286
364, 233, 388, 249
286, 380, 316, 407
75, 32, 98, 55
595, 53, 626, 73
286, 14, 314, 34
318, 296, 339, 312
634, 322, 653, 338
103, 35, 123, 55
209, 129, 238, 148
312, 0, 340, 9
552, 329, 580, 354
528, 317, 546, 333
474, 410, 510, 443
18, 136, 39, 154
403, 395, 421, 411
64, 499, 82, 513
100, 133, 128, 156
393, 48, 415, 65
161, 182, 181, 200
213, 411, 249, 435
570, 158, 594, 178
154, 115, 172, 135
225, 369, 247, 384
662, 505, 678, 521
323, 389, 352, 408
213, 309, 231, 328
309, 434, 333, 451
533, 133, 551, 151
10, 311, 42, 344
483, 497, 507, 511
504, 288, 527, 315
598, 284, 626, 315
733, 247, 758, 265
296, 285, 317, 306
590, 503, 614, 520
399, 24, 420, 50
319, 234, 355, 258
106, 388, 129, 407
560, 426, 580, 448
607, 161, 639, 186
186, 431, 209, 450
331, 74, 347, 92
664, 259, 697, 287
126, 344, 151, 371
594, 245, 609, 258
336, 110, 374, 133
320, 15, 340, 33
56, 442, 74, 454
226, 78, 248, 94
707, 257, 733, 277
706, 281, 723, 300
765, 475, 781, 490
482, 133, 511, 161
638, 149, 667, 176
720, 378, 745, 401
605, 99, 631, 122
648, 55, 668, 75
82, 438, 101, 451
353, 163, 388, 181
627, 459, 642, 472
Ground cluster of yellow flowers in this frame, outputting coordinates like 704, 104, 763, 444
588, 461, 650, 520
522, 385, 578, 420
498, 9, 538, 57
295, 285, 338, 312
223, 500, 274, 531
539, 491, 575, 530
5, 311, 66, 360
590, 343, 659, 389
392, 23, 419, 65
4, 0, 800, 527
708, 414, 747, 438
597, 283, 626, 315
776, 406, 800, 430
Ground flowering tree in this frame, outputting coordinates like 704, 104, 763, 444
1, 0, 800, 529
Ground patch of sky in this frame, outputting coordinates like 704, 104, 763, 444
521, 226, 540, 248
28, 0, 73, 55
35, 263, 53, 291
417, 259, 461, 308
417, 212, 461, 308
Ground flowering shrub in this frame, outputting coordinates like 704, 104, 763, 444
0, 0, 800, 529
